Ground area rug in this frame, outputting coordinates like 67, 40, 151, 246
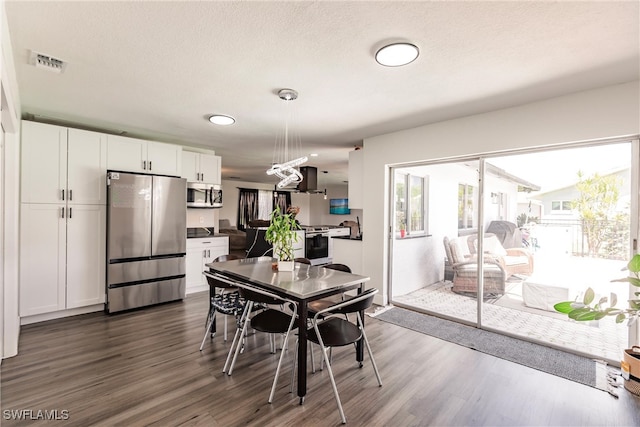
371, 306, 613, 393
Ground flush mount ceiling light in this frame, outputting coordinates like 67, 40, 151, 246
266, 89, 308, 189
375, 42, 419, 67
208, 114, 235, 125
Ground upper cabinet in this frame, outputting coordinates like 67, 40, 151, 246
21, 121, 107, 205
181, 151, 221, 184
348, 149, 363, 209
107, 135, 182, 177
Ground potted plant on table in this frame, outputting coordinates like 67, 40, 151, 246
265, 206, 301, 271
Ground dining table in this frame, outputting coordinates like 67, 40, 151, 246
205, 256, 371, 403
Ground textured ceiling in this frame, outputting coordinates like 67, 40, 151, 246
5, 1, 639, 185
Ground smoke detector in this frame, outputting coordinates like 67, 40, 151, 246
29, 51, 67, 73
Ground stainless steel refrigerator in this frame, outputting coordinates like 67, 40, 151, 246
106, 171, 187, 313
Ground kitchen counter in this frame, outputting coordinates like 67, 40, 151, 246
187, 227, 217, 238
332, 235, 363, 241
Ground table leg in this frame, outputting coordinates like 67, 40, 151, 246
296, 301, 308, 402
356, 283, 364, 364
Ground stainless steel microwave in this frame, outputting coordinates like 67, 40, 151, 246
186, 183, 222, 208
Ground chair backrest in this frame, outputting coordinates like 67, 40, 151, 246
205, 255, 242, 289
323, 263, 352, 273
238, 285, 288, 306
318, 288, 378, 317
294, 257, 311, 264
444, 236, 472, 265
443, 237, 454, 265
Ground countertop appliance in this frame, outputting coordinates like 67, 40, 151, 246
187, 182, 222, 208
106, 171, 187, 313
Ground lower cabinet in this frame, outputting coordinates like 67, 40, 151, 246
20, 203, 106, 317
186, 236, 229, 294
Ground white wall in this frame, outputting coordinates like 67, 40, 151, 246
365, 81, 640, 305
2, 0, 22, 359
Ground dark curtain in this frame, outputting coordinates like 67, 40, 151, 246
273, 191, 291, 215
237, 189, 259, 231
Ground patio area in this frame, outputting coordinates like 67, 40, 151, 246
393, 251, 630, 363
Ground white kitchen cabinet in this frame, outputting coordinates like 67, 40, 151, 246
181, 151, 221, 184
348, 149, 363, 209
21, 121, 107, 205
185, 236, 229, 294
19, 203, 106, 316
107, 134, 182, 176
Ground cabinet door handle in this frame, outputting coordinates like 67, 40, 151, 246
143, 160, 147, 170
201, 173, 204, 181
149, 161, 152, 171
62, 189, 65, 201
207, 250, 210, 258
69, 207, 72, 219
69, 189, 73, 201
61, 207, 65, 218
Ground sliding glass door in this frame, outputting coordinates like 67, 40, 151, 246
390, 139, 637, 362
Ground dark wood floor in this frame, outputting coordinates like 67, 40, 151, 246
2, 291, 639, 426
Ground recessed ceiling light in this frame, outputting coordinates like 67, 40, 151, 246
375, 42, 419, 67
208, 114, 235, 125
310, 153, 319, 157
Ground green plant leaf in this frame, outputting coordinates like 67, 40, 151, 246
627, 254, 640, 273
610, 293, 618, 307
616, 313, 626, 323
573, 310, 598, 321
613, 277, 640, 287
554, 301, 574, 314
568, 307, 592, 320
583, 288, 595, 305
594, 311, 608, 320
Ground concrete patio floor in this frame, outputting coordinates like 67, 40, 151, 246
393, 251, 632, 364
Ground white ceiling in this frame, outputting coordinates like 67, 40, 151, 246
5, 1, 639, 185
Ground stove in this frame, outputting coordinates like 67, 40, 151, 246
301, 226, 350, 265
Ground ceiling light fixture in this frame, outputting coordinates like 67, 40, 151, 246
208, 114, 235, 125
375, 42, 419, 67
266, 89, 308, 188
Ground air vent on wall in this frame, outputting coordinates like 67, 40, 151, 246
29, 51, 67, 73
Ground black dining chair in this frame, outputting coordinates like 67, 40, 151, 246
302, 288, 382, 424
307, 263, 352, 315
199, 254, 243, 351
221, 282, 299, 403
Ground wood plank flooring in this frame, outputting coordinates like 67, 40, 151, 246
2, 291, 639, 426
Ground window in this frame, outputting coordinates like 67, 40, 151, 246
237, 188, 291, 230
458, 183, 477, 229
551, 200, 572, 212
395, 172, 426, 236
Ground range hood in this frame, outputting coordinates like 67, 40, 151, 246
297, 166, 317, 192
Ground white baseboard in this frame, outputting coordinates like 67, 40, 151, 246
20, 304, 104, 325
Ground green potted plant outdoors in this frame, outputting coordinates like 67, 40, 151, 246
264, 206, 301, 271
554, 253, 640, 325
